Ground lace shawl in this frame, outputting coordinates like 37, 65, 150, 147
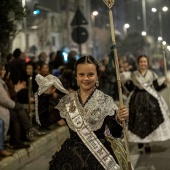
131, 70, 158, 89
55, 89, 118, 131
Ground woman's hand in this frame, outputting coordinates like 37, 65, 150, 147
45, 85, 56, 94
14, 81, 26, 93
117, 106, 129, 122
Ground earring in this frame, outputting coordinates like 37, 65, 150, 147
95, 80, 99, 87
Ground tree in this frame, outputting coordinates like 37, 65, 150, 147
0, 0, 27, 60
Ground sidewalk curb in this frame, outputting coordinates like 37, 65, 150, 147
0, 126, 69, 170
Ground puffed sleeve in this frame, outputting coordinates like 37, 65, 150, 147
38, 93, 62, 127
105, 115, 123, 138
153, 79, 166, 91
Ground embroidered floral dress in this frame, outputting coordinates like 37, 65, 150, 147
38, 89, 124, 170
125, 70, 170, 143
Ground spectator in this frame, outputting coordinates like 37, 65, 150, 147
8, 48, 26, 84
17, 61, 38, 104
0, 62, 45, 149
36, 52, 47, 67
39, 63, 49, 77
53, 50, 65, 69
66, 50, 77, 71
0, 65, 13, 157
49, 51, 56, 74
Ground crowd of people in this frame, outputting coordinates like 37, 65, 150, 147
0, 48, 81, 158
0, 47, 170, 170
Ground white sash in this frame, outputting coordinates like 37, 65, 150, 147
66, 98, 120, 170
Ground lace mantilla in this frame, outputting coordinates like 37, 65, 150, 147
55, 89, 118, 132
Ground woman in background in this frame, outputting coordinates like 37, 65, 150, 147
124, 55, 170, 152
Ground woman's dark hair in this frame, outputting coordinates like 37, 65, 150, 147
25, 61, 36, 71
40, 63, 49, 69
54, 50, 65, 68
13, 48, 21, 58
137, 55, 149, 65
74, 56, 99, 77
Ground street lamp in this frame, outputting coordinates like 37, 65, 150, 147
22, 0, 28, 51
91, 11, 98, 59
123, 23, 130, 37
91, 11, 98, 27
142, 0, 147, 33
167, 46, 170, 51
162, 41, 166, 46
151, 6, 168, 38
141, 31, 146, 36
158, 36, 163, 41
92, 11, 98, 17
152, 6, 169, 78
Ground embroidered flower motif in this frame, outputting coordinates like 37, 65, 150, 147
69, 103, 76, 113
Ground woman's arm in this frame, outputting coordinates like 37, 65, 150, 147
124, 80, 135, 92
105, 106, 129, 138
105, 115, 123, 138
153, 79, 166, 91
0, 85, 15, 109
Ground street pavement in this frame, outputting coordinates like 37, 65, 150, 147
18, 138, 170, 170
0, 124, 169, 170
0, 125, 70, 170
130, 140, 170, 170
21, 140, 170, 170
1, 117, 170, 169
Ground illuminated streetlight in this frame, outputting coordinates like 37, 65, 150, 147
158, 37, 163, 41
162, 41, 166, 45
123, 23, 130, 37
141, 31, 147, 36
142, 0, 147, 33
124, 23, 130, 29
162, 6, 168, 12
22, 0, 28, 51
91, 11, 98, 27
30, 25, 38, 30
167, 46, 170, 51
92, 11, 98, 16
151, 6, 168, 38
151, 8, 157, 13
91, 11, 99, 59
